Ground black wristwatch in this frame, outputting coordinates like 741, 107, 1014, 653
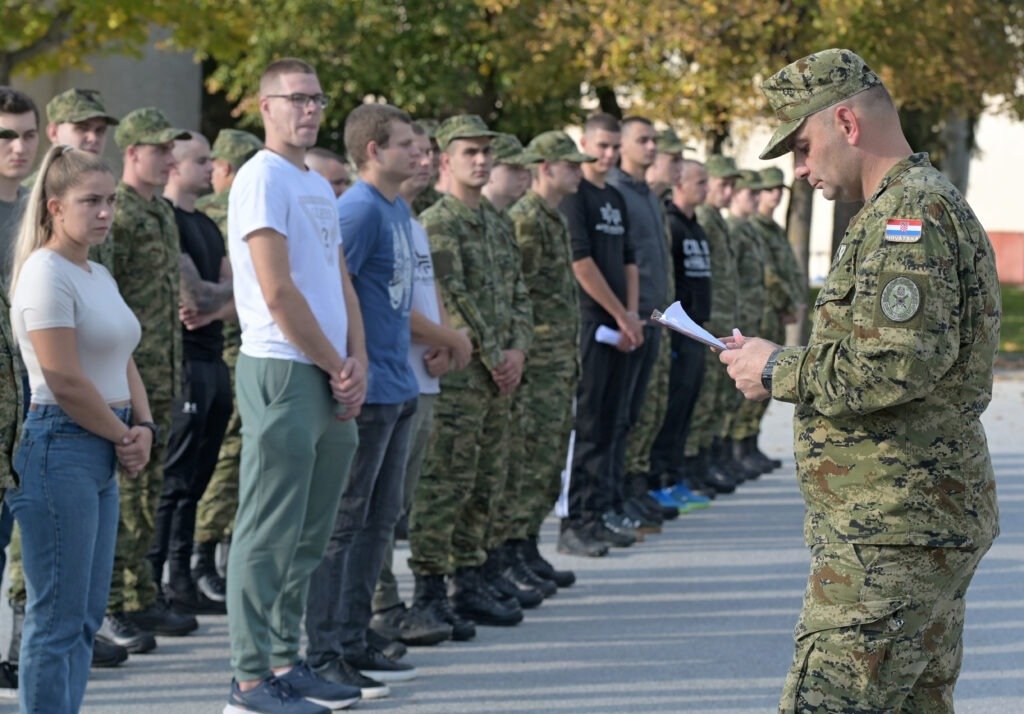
136, 420, 160, 441
761, 348, 782, 393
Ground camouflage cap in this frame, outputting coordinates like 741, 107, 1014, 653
526, 131, 595, 164
435, 114, 498, 150
211, 129, 263, 169
705, 154, 742, 179
46, 88, 119, 126
655, 128, 693, 155
414, 118, 440, 139
0, 128, 17, 140
114, 107, 191, 150
758, 167, 788, 190
734, 169, 765, 191
759, 48, 882, 160
490, 133, 537, 166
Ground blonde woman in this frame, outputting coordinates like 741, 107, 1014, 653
8, 145, 153, 714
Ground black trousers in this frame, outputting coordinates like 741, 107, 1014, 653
649, 333, 706, 488
148, 357, 233, 583
609, 325, 661, 507
564, 321, 630, 528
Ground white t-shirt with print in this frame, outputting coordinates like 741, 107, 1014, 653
229, 150, 348, 363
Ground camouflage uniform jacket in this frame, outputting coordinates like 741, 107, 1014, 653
196, 191, 240, 352
0, 292, 23, 489
508, 191, 579, 369
111, 183, 183, 403
423, 194, 532, 378
695, 204, 739, 337
751, 213, 804, 315
412, 186, 444, 218
771, 154, 1001, 548
726, 214, 769, 335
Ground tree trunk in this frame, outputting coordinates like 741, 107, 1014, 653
595, 86, 622, 119
940, 111, 972, 196
786, 177, 813, 344
831, 200, 862, 259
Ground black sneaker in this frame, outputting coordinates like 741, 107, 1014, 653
592, 517, 636, 548
97, 612, 157, 654
0, 661, 16, 700
557, 525, 609, 557
224, 676, 328, 714
623, 498, 662, 534
125, 599, 198, 636
391, 603, 451, 647
92, 637, 129, 668
276, 661, 360, 711
523, 538, 576, 587
343, 644, 417, 683
313, 657, 390, 700
366, 627, 407, 661
195, 570, 227, 604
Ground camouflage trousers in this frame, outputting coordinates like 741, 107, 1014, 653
195, 342, 240, 544
730, 310, 787, 441
407, 366, 510, 575
625, 330, 671, 476
780, 540, 990, 713
497, 359, 576, 544
108, 399, 173, 613
684, 352, 733, 456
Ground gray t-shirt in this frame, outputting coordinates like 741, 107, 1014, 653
0, 187, 28, 284
607, 168, 669, 313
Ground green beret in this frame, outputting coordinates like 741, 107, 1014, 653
760, 48, 882, 160
525, 131, 595, 164
46, 89, 119, 126
435, 114, 498, 151
115, 107, 191, 150
211, 129, 263, 169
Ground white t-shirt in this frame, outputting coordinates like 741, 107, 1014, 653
12, 249, 141, 405
229, 150, 348, 363
407, 219, 441, 395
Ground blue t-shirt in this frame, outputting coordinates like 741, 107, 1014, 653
339, 180, 417, 404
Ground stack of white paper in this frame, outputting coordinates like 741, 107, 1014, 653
651, 302, 728, 350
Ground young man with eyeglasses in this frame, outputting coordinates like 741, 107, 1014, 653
224, 58, 366, 714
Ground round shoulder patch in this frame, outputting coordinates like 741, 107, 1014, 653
880, 276, 921, 322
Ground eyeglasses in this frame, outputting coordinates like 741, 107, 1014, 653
264, 93, 330, 109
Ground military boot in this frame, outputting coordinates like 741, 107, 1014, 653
483, 548, 542, 609
523, 536, 575, 588
192, 540, 227, 605
731, 436, 766, 478
408, 574, 471, 641
747, 435, 781, 471
503, 541, 557, 597
683, 451, 717, 499
450, 567, 522, 627
703, 444, 737, 494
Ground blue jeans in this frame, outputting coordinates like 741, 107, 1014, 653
8, 404, 127, 714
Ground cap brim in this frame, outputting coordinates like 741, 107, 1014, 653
564, 151, 597, 163
759, 118, 803, 160
67, 111, 119, 126
142, 128, 193, 145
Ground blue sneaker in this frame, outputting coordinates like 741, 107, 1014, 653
649, 488, 697, 514
277, 662, 361, 710
224, 676, 329, 714
668, 484, 711, 510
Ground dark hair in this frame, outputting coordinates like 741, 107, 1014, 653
583, 112, 620, 134
307, 146, 344, 163
0, 87, 39, 126
344, 103, 412, 169
260, 58, 317, 93
410, 122, 427, 137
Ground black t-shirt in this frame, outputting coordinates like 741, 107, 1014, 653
174, 205, 226, 360
559, 179, 635, 326
665, 201, 712, 326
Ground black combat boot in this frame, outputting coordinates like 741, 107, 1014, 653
450, 567, 522, 627
503, 541, 557, 597
720, 437, 757, 482
483, 548, 542, 609
703, 443, 737, 494
747, 435, 781, 471
405, 573, 468, 641
523, 536, 575, 588
731, 436, 765, 478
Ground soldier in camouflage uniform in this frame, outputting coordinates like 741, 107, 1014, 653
722, 170, 770, 477
685, 155, 742, 494
406, 115, 533, 628
192, 129, 262, 601
99, 108, 196, 652
720, 48, 1001, 713
503, 131, 594, 592
411, 119, 443, 216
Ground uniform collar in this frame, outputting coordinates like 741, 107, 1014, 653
867, 152, 930, 204
440, 192, 484, 227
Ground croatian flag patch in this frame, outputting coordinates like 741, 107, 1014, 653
884, 218, 923, 243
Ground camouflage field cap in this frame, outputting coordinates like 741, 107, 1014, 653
734, 169, 765, 191
435, 114, 498, 150
46, 89, 119, 126
115, 107, 191, 150
415, 118, 440, 139
705, 154, 743, 179
758, 167, 788, 189
759, 48, 882, 160
655, 128, 693, 155
0, 128, 17, 140
211, 129, 263, 169
526, 131, 595, 164
491, 133, 537, 166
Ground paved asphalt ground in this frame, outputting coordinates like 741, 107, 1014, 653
1, 375, 1022, 713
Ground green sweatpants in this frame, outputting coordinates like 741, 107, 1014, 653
228, 355, 358, 682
